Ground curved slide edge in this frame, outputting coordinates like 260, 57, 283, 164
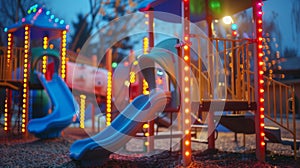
69, 90, 170, 165
28, 72, 79, 139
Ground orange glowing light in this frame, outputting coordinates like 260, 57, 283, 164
185, 140, 190, 146
183, 45, 189, 50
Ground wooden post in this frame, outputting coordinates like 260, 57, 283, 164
60, 30, 67, 80
106, 49, 113, 126
253, 0, 265, 161
181, 0, 192, 166
22, 25, 31, 138
147, 9, 155, 152
205, 0, 216, 150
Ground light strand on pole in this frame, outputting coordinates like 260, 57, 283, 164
60, 30, 67, 80
182, 0, 192, 165
106, 71, 112, 126
4, 93, 8, 131
106, 49, 113, 126
256, 0, 265, 148
42, 36, 48, 74
143, 37, 150, 95
22, 25, 30, 134
79, 94, 86, 128
7, 33, 12, 68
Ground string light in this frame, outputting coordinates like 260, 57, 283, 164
256, 0, 266, 151
7, 33, 12, 68
143, 36, 150, 96
42, 36, 48, 74
60, 30, 67, 80
143, 79, 149, 95
143, 123, 149, 129
129, 72, 136, 83
79, 94, 86, 128
5, 33, 12, 131
22, 26, 30, 134
4, 95, 8, 131
182, 0, 191, 165
106, 71, 112, 126
143, 37, 149, 54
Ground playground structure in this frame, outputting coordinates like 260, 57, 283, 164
68, 0, 298, 165
0, 1, 298, 167
0, 5, 77, 138
136, 1, 298, 165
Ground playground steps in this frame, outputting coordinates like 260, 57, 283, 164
264, 126, 300, 150
193, 100, 257, 113
219, 114, 300, 150
191, 124, 208, 144
218, 114, 255, 134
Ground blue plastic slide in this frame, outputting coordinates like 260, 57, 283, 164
70, 90, 169, 164
28, 72, 79, 138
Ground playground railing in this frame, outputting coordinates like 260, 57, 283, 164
189, 36, 297, 155
190, 36, 255, 102
0, 46, 24, 83
264, 77, 296, 134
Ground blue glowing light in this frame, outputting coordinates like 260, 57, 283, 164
231, 23, 238, 31
157, 69, 164, 76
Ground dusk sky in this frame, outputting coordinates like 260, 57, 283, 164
46, 0, 299, 55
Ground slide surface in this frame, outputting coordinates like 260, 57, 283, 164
28, 72, 79, 138
70, 90, 169, 162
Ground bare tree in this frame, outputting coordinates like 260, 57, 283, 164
70, 0, 102, 51
0, 0, 43, 45
71, 0, 144, 62
291, 0, 300, 41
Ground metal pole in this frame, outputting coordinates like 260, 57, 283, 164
205, 0, 215, 150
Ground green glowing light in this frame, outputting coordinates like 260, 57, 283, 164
112, 62, 118, 68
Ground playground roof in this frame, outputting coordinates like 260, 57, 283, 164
138, 0, 255, 23
4, 4, 69, 40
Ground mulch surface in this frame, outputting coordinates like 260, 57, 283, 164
0, 127, 299, 168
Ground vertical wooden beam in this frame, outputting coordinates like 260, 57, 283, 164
205, 0, 215, 150
147, 9, 155, 153
148, 9, 154, 50
181, 0, 192, 166
22, 25, 31, 137
106, 49, 113, 126
253, 0, 265, 161
60, 30, 67, 80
